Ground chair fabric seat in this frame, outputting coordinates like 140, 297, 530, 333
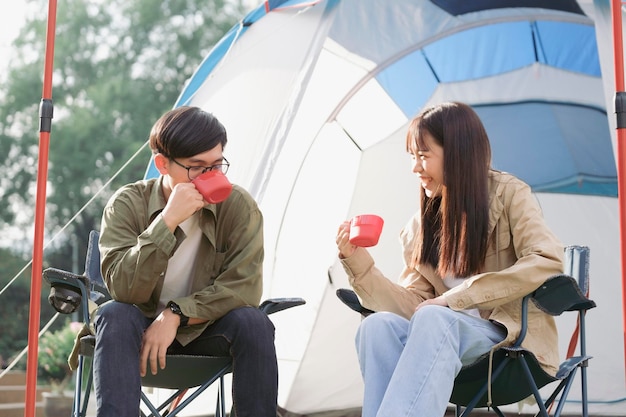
142, 355, 233, 389
78, 334, 233, 389
450, 348, 557, 407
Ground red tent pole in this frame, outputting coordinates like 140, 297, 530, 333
611, 0, 626, 381
24, 1, 57, 416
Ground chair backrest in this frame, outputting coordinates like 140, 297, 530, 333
81, 229, 112, 306
563, 245, 590, 295
451, 245, 596, 413
84, 230, 104, 286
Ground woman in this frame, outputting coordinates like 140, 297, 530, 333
336, 102, 564, 416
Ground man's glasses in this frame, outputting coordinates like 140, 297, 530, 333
171, 157, 230, 180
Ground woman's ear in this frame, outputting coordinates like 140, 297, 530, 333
153, 153, 169, 175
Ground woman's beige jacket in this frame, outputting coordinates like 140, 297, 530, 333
340, 170, 564, 375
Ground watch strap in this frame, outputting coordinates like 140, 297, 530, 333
167, 301, 189, 327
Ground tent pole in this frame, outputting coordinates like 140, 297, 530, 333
611, 0, 626, 382
24, 1, 57, 416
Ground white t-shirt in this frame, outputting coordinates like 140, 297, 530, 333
157, 212, 202, 315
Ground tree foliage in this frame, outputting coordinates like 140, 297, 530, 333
0, 248, 44, 368
0, 0, 246, 362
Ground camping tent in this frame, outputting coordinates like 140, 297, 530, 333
144, 0, 626, 415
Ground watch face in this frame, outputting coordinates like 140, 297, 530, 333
169, 302, 182, 315
168, 302, 189, 327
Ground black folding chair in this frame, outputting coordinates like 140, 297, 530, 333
45, 230, 306, 417
336, 245, 595, 417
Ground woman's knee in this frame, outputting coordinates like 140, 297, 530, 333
411, 304, 456, 324
409, 305, 463, 338
357, 312, 408, 345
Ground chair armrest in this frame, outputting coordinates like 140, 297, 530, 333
259, 297, 306, 315
531, 274, 596, 315
512, 274, 596, 348
43, 267, 91, 317
336, 288, 375, 317
43, 267, 89, 290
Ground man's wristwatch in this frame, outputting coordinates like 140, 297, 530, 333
167, 301, 189, 327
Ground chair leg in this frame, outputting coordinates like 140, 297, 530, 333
216, 375, 225, 417
215, 384, 221, 417
141, 389, 183, 416
138, 390, 176, 416
518, 355, 550, 417
81, 362, 94, 417
552, 369, 580, 417
541, 377, 568, 414
581, 364, 589, 417
492, 406, 508, 417
72, 355, 84, 417
455, 356, 513, 417
73, 355, 93, 417
167, 370, 230, 416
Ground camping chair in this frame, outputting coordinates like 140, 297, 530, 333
44, 230, 306, 417
336, 245, 595, 417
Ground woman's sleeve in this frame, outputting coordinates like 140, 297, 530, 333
341, 214, 436, 319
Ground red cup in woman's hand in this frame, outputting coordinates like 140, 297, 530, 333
349, 214, 384, 247
192, 170, 233, 204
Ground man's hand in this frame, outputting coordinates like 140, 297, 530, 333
139, 310, 180, 377
161, 183, 205, 232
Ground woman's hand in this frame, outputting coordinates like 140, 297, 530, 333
415, 296, 449, 312
336, 221, 357, 259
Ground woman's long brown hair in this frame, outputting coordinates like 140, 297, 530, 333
406, 102, 491, 278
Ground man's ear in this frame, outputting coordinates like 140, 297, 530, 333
153, 153, 169, 175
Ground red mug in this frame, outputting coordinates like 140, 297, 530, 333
192, 170, 233, 204
349, 214, 384, 247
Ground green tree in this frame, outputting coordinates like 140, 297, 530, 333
0, 247, 55, 369
0, 0, 246, 362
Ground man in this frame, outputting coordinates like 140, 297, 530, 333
95, 106, 277, 416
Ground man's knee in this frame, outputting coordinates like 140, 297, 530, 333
227, 306, 275, 344
95, 301, 145, 335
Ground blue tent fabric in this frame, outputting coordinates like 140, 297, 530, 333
149, 0, 617, 199
475, 102, 616, 196
372, 20, 601, 119
536, 21, 601, 76
432, 0, 585, 16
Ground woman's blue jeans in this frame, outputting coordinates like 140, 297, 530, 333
356, 305, 507, 417
92, 301, 278, 417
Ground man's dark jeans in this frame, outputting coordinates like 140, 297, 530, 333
93, 301, 278, 417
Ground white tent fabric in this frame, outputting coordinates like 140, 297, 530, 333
144, 0, 626, 415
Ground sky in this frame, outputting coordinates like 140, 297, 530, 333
0, 1, 27, 68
